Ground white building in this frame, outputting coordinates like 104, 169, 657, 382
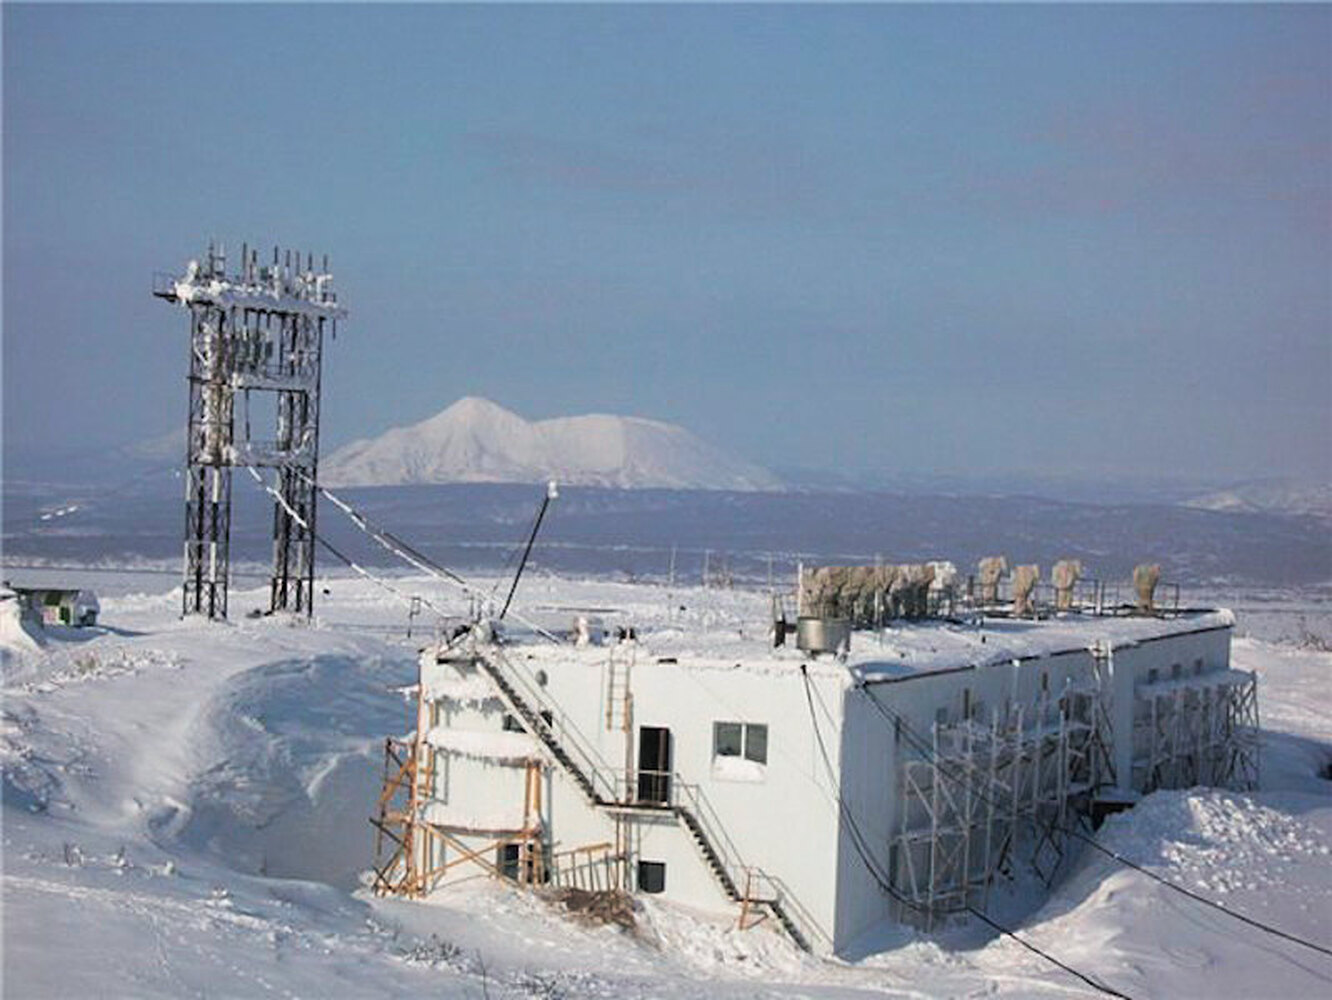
373, 603, 1258, 955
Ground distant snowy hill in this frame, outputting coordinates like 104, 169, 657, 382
321, 397, 783, 491
1183, 480, 1332, 520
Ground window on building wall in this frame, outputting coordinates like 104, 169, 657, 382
638, 860, 666, 894
1194, 658, 1203, 675
747, 724, 768, 763
502, 714, 523, 733
1171, 663, 1182, 680
712, 722, 768, 764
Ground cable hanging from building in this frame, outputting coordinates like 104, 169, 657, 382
855, 681, 1332, 961
798, 665, 1135, 1000
247, 466, 564, 644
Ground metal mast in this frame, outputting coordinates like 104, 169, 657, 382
154, 241, 346, 619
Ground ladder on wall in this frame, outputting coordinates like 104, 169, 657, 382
475, 643, 816, 951
605, 644, 634, 732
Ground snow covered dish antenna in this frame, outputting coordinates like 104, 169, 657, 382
153, 242, 346, 619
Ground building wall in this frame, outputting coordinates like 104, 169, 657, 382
423, 622, 1234, 956
832, 625, 1233, 951
424, 643, 848, 952
1107, 626, 1233, 793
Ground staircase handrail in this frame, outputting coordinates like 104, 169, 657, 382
744, 868, 830, 951
483, 644, 620, 804
675, 779, 823, 952
673, 777, 747, 882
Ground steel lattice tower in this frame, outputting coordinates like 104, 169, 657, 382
154, 242, 346, 619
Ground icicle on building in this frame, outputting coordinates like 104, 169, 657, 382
372, 568, 1259, 955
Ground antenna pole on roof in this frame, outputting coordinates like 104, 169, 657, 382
499, 481, 558, 621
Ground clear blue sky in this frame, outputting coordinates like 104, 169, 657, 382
5, 3, 1329, 484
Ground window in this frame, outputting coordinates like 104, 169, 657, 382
747, 724, 767, 764
1171, 663, 1182, 680
714, 722, 742, 757
713, 722, 768, 764
638, 860, 666, 894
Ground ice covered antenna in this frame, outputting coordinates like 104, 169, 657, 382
499, 480, 559, 621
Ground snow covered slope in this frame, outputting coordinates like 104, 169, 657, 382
1183, 480, 1332, 520
321, 397, 783, 491
2, 574, 1330, 998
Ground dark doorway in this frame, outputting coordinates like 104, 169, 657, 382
497, 842, 548, 883
637, 726, 672, 804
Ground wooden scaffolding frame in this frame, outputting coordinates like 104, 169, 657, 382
372, 653, 627, 898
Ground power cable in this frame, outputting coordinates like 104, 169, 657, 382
299, 471, 470, 586
275, 468, 563, 643
244, 466, 456, 622
799, 666, 1134, 1000
1063, 826, 1332, 960
963, 904, 1133, 1000
857, 682, 1332, 961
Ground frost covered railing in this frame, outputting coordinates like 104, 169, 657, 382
611, 770, 823, 952
476, 640, 821, 951
479, 644, 621, 805
971, 578, 1185, 618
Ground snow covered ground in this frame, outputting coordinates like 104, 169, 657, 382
3, 570, 1330, 998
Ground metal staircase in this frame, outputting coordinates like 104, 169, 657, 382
471, 641, 816, 952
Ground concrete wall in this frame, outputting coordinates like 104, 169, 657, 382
833, 624, 1233, 950
422, 622, 1234, 956
424, 643, 848, 952
1107, 626, 1233, 792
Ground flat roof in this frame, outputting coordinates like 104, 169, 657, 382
506, 608, 1235, 683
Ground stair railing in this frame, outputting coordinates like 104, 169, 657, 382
481, 644, 620, 804
678, 779, 822, 951
477, 639, 823, 952
743, 868, 828, 953
674, 778, 747, 886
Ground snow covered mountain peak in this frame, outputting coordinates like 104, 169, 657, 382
322, 398, 782, 491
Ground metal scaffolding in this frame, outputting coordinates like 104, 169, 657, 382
1131, 668, 1260, 794
154, 242, 345, 618
889, 653, 1259, 927
889, 680, 1107, 926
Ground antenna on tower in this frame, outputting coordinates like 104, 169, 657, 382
153, 240, 347, 620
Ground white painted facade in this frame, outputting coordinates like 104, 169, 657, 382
411, 609, 1248, 955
